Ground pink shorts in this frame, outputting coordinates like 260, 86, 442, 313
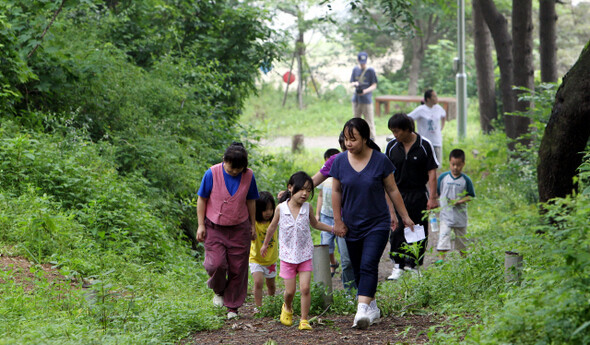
279, 259, 312, 280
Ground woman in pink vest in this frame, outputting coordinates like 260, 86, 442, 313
196, 142, 259, 319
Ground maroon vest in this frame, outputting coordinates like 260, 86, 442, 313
205, 163, 252, 226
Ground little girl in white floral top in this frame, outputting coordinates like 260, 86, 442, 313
261, 171, 333, 331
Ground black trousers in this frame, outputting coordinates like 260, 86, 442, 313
389, 190, 429, 268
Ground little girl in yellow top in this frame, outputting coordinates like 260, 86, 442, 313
249, 191, 278, 311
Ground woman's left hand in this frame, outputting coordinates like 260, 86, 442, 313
333, 219, 348, 237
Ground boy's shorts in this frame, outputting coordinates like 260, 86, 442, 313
249, 263, 277, 279
279, 259, 312, 280
437, 221, 467, 251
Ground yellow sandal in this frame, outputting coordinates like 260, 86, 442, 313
298, 319, 312, 330
280, 304, 293, 326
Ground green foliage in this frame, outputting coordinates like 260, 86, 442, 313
420, 39, 478, 97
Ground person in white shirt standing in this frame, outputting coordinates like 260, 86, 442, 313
408, 89, 446, 165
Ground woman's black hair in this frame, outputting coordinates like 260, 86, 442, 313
278, 171, 314, 203
342, 118, 381, 152
388, 113, 415, 132
338, 131, 346, 151
255, 191, 276, 222
223, 142, 248, 170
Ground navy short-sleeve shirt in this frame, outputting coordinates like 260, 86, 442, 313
329, 150, 395, 240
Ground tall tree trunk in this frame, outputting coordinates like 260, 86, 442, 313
540, 0, 558, 83
473, 0, 497, 133
538, 43, 590, 202
408, 34, 424, 96
296, 32, 305, 110
507, 0, 534, 144
478, 0, 515, 115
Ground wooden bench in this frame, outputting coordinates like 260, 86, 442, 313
374, 95, 457, 120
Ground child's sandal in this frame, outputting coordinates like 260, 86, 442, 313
330, 262, 340, 277
298, 319, 312, 330
280, 304, 293, 326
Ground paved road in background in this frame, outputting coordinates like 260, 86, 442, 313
259, 135, 391, 150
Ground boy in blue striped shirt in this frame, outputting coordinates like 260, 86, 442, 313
437, 149, 475, 258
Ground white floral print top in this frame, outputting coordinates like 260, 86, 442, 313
278, 200, 313, 264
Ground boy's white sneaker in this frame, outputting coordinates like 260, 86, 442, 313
352, 303, 370, 329
213, 294, 224, 307
387, 267, 404, 280
227, 311, 238, 320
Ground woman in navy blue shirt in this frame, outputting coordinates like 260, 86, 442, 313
330, 118, 413, 330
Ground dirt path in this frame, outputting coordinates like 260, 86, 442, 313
183, 238, 442, 345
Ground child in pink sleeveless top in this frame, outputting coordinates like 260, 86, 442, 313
261, 171, 334, 330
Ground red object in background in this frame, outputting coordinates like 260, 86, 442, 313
282, 71, 296, 84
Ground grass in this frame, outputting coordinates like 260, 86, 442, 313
243, 84, 395, 138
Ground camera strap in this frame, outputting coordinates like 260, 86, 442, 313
358, 68, 368, 85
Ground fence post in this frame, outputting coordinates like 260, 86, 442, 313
505, 251, 523, 283
312, 245, 333, 307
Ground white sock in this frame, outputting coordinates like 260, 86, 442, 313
394, 263, 400, 269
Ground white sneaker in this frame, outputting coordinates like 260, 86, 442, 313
352, 303, 370, 329
213, 294, 224, 307
387, 267, 404, 280
366, 303, 381, 325
227, 311, 238, 319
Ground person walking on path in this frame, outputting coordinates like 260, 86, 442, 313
385, 113, 439, 280
437, 149, 475, 259
261, 172, 334, 331
249, 191, 278, 313
196, 142, 259, 320
330, 118, 414, 330
316, 148, 356, 292
408, 89, 446, 164
350, 51, 378, 140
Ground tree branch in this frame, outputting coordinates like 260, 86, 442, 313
27, 0, 67, 59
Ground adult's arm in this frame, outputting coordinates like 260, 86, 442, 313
383, 173, 414, 230
427, 168, 439, 210
312, 171, 328, 187
362, 82, 377, 95
196, 196, 208, 242
441, 116, 446, 130
247, 199, 256, 241
331, 178, 347, 237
